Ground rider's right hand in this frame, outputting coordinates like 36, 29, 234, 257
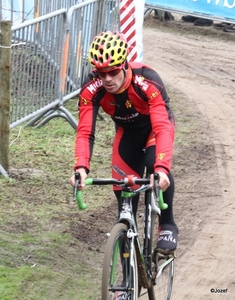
69, 168, 87, 189
152, 172, 170, 192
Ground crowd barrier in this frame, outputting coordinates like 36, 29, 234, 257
10, 0, 119, 129
11, 9, 67, 128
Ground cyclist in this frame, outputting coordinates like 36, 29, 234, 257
70, 30, 178, 255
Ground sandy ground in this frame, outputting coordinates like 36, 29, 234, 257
142, 15, 235, 300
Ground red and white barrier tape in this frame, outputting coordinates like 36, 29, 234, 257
120, 0, 138, 62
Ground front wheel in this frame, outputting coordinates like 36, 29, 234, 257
102, 223, 138, 300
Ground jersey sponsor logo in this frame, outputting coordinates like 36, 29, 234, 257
87, 78, 103, 94
80, 96, 89, 105
114, 112, 139, 121
157, 152, 166, 160
150, 91, 159, 99
134, 75, 149, 91
110, 101, 120, 107
125, 99, 132, 108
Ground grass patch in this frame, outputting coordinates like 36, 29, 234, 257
0, 100, 114, 299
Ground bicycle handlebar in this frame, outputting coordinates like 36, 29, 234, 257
73, 173, 168, 210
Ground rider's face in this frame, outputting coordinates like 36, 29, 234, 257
96, 67, 125, 93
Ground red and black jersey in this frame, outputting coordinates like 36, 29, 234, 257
74, 61, 175, 174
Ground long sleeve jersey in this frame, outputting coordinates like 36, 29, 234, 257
74, 61, 175, 174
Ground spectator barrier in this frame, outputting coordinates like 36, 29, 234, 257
11, 9, 67, 128
10, 0, 120, 130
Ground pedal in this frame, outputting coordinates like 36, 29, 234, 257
156, 248, 176, 257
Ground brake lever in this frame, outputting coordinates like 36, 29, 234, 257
73, 172, 87, 210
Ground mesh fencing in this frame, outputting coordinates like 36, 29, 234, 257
65, 0, 120, 96
0, 0, 86, 24
10, 9, 67, 127
8, 0, 120, 129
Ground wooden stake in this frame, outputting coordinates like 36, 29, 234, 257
0, 21, 11, 172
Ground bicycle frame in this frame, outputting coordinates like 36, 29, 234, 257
113, 183, 162, 291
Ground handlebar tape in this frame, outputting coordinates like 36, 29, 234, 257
158, 190, 168, 210
76, 190, 87, 210
76, 178, 93, 210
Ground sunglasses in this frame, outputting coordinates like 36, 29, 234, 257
96, 67, 123, 78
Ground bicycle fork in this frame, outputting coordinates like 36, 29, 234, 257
110, 228, 137, 295
126, 229, 138, 293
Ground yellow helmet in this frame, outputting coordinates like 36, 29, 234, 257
88, 31, 128, 68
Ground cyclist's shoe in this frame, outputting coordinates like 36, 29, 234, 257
155, 223, 178, 255
114, 291, 130, 300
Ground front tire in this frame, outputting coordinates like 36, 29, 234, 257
102, 223, 138, 300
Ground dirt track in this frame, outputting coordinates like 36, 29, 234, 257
143, 17, 235, 300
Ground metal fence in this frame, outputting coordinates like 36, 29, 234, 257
65, 0, 120, 96
10, 0, 120, 129
11, 9, 67, 128
0, 0, 86, 24
37, 0, 86, 17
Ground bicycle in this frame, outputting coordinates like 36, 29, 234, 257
74, 172, 175, 300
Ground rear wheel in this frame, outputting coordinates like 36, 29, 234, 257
102, 223, 138, 300
147, 212, 175, 300
148, 253, 174, 300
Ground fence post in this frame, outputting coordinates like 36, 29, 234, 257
0, 21, 11, 173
